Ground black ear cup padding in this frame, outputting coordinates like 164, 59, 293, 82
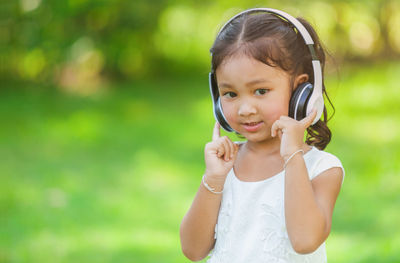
216, 98, 233, 132
210, 73, 219, 102
289, 83, 313, 121
210, 73, 234, 132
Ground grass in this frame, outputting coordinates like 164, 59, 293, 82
1, 61, 399, 262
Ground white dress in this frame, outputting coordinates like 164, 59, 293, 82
207, 144, 345, 263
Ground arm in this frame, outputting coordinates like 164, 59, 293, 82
270, 109, 343, 254
284, 154, 343, 254
180, 122, 239, 261
179, 176, 224, 261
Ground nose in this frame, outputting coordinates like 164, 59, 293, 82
238, 101, 257, 116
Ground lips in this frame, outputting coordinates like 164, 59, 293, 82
244, 122, 260, 126
242, 121, 263, 132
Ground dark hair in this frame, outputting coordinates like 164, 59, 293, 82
210, 12, 335, 150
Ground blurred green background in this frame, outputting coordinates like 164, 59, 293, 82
1, 0, 399, 262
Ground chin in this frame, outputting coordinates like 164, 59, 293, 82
239, 131, 272, 142
250, 136, 274, 143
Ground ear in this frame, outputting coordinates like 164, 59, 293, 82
293, 73, 309, 88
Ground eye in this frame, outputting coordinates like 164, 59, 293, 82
255, 89, 268, 95
223, 92, 237, 98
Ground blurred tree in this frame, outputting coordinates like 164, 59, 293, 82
1, 0, 399, 88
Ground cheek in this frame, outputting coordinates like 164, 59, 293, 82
262, 100, 289, 122
221, 102, 237, 122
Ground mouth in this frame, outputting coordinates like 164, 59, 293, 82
242, 121, 263, 132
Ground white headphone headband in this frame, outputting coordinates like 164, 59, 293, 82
217, 8, 314, 44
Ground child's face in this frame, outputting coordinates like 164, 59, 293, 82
216, 54, 292, 142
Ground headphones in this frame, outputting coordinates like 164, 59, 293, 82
209, 8, 324, 132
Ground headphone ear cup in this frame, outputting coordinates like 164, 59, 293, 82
215, 97, 234, 132
209, 72, 233, 132
289, 82, 313, 121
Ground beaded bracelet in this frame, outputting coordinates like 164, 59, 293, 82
202, 174, 223, 194
283, 149, 304, 169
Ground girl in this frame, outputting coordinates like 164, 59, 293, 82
180, 8, 345, 263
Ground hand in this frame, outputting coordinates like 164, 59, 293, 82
271, 108, 317, 160
204, 122, 239, 181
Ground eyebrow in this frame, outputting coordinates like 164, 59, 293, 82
219, 78, 271, 89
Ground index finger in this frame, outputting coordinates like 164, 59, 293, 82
212, 121, 221, 141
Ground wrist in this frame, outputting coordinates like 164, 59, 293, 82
202, 174, 225, 193
282, 148, 303, 162
204, 171, 227, 182
283, 149, 304, 169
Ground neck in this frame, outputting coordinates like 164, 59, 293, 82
244, 136, 281, 157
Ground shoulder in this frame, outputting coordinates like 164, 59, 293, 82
305, 147, 345, 185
